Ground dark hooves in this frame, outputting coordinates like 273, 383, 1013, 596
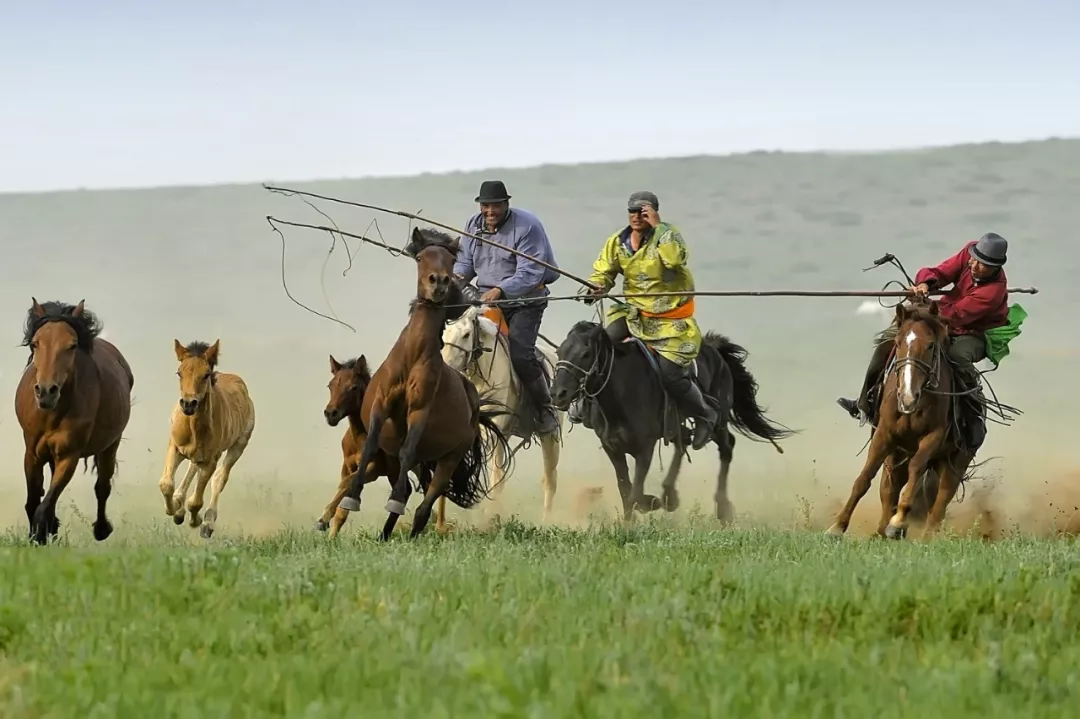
884, 523, 906, 540
313, 520, 329, 532
634, 494, 663, 513
715, 500, 735, 524
662, 490, 680, 513
200, 524, 214, 539
93, 521, 113, 542
173, 514, 185, 525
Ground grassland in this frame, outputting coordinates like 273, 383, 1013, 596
2, 516, 1078, 718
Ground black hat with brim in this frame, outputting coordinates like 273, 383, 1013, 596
475, 180, 511, 203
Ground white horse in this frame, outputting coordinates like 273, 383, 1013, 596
441, 305, 564, 521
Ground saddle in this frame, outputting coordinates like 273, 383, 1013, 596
619, 336, 701, 446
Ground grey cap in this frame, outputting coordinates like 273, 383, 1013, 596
627, 190, 659, 211
970, 232, 1008, 266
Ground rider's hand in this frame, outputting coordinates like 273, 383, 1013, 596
640, 204, 661, 228
581, 285, 606, 305
909, 282, 930, 300
480, 287, 504, 304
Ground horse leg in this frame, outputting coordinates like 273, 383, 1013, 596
602, 446, 635, 521
185, 461, 217, 529
540, 433, 560, 523
484, 438, 508, 521
410, 455, 460, 538
387, 406, 430, 518
316, 460, 354, 532
31, 454, 80, 545
23, 448, 46, 539
826, 426, 891, 537
660, 438, 685, 513
91, 440, 120, 542
158, 440, 185, 516
886, 430, 945, 539
922, 455, 967, 538
171, 463, 199, 525
631, 444, 662, 513
339, 400, 385, 512
328, 457, 388, 539
875, 457, 903, 537
714, 429, 736, 524
200, 427, 253, 539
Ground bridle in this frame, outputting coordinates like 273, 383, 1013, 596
888, 320, 945, 415
554, 325, 615, 407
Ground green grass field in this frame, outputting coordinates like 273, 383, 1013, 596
1, 515, 1078, 718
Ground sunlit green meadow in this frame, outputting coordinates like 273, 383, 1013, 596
1, 515, 1078, 718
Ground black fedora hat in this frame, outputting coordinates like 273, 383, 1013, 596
475, 180, 511, 203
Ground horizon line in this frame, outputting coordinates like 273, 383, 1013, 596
3, 135, 1076, 199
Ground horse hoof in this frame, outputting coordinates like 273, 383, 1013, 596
884, 523, 906, 540
338, 496, 361, 512
93, 520, 113, 542
200, 524, 214, 539
313, 520, 329, 532
385, 499, 406, 515
172, 514, 185, 526
824, 525, 845, 540
715, 501, 735, 524
662, 489, 680, 512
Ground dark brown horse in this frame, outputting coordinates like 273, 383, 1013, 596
335, 227, 512, 539
318, 354, 440, 537
827, 300, 974, 539
15, 299, 134, 545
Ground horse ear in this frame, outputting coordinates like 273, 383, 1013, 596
448, 235, 461, 254
174, 339, 187, 361
894, 303, 908, 324
329, 355, 342, 374
31, 297, 45, 318
928, 300, 940, 316
205, 340, 220, 367
355, 354, 369, 376
405, 226, 424, 258
72, 299, 85, 318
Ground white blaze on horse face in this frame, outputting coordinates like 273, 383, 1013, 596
899, 329, 918, 409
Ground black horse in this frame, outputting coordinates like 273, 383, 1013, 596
551, 321, 792, 522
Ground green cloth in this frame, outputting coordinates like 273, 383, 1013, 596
984, 303, 1028, 367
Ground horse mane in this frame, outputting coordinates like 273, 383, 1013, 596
183, 340, 217, 361
337, 356, 373, 384
898, 302, 950, 340
22, 301, 102, 352
405, 226, 460, 258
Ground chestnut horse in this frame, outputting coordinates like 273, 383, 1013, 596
335, 226, 513, 540
15, 299, 134, 545
826, 301, 975, 539
158, 339, 256, 538
316, 354, 441, 535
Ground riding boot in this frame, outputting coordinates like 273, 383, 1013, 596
663, 373, 718, 451
837, 336, 894, 421
523, 374, 560, 436
958, 372, 987, 452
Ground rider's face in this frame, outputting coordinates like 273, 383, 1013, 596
968, 257, 996, 281
480, 202, 508, 230
628, 209, 647, 231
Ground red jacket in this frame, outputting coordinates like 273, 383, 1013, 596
913, 241, 1009, 335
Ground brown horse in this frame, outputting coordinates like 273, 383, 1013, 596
317, 354, 443, 535
335, 226, 512, 540
827, 301, 974, 539
15, 299, 134, 545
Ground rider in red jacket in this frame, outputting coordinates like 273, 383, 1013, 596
836, 233, 1009, 450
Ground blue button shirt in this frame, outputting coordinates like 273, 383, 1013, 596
453, 208, 560, 300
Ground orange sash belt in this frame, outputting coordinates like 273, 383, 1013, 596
639, 297, 695, 320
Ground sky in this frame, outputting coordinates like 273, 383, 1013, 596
3, 0, 1079, 193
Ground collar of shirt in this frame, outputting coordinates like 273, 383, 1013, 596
618, 225, 655, 253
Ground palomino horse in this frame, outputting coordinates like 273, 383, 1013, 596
316, 354, 440, 534
826, 301, 974, 539
551, 321, 791, 522
335, 226, 513, 540
15, 299, 134, 545
158, 339, 256, 538
441, 304, 563, 521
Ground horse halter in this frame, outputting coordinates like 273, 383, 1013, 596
444, 311, 497, 381
554, 329, 615, 404
889, 329, 942, 414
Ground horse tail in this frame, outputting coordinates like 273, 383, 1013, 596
444, 393, 515, 509
704, 332, 795, 453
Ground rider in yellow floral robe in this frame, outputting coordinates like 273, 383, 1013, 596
574, 190, 717, 450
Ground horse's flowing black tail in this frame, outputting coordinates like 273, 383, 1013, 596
444, 395, 515, 509
704, 332, 795, 447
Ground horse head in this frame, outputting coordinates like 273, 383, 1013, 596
552, 321, 611, 411
406, 226, 460, 305
441, 306, 491, 375
173, 338, 220, 416
892, 300, 949, 414
325, 354, 372, 427
23, 298, 101, 411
